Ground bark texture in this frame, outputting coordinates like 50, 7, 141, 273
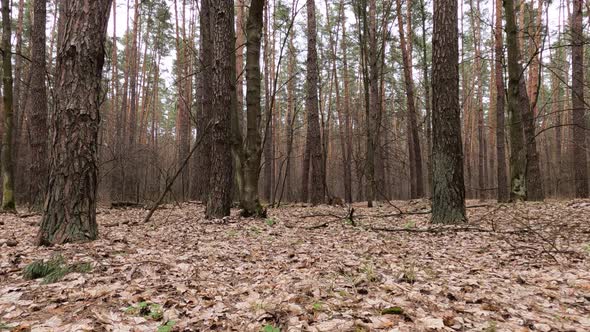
193, 0, 213, 201
431, 0, 466, 224
206, 0, 234, 218
37, 0, 112, 245
1, 0, 16, 212
397, 0, 424, 199
240, 0, 265, 216
303, 0, 324, 205
504, 0, 527, 201
572, 0, 588, 197
29, 0, 49, 209
494, 0, 508, 202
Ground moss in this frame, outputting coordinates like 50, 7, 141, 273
381, 306, 404, 315
1, 193, 15, 213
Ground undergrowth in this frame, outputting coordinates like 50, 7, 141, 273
23, 255, 92, 284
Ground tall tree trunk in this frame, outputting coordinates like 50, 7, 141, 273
326, 0, 349, 203
552, 45, 565, 196
521, 72, 544, 201
431, 0, 466, 223
396, 0, 424, 199
1, 0, 16, 212
262, 2, 273, 202
341, 0, 353, 204
37, 0, 112, 245
304, 0, 324, 205
469, 0, 486, 200
236, 0, 246, 132
527, 0, 543, 115
367, 0, 383, 202
240, 0, 265, 216
284, 37, 296, 203
112, 0, 131, 202
109, 0, 121, 202
420, 0, 433, 196
206, 0, 234, 218
174, 0, 191, 200
354, 0, 372, 205
504, 0, 527, 201
28, 0, 49, 209
229, 3, 244, 204
12, 0, 24, 198
193, 0, 213, 202
494, 0, 509, 202
518, 8, 544, 201
572, 0, 588, 197
126, 0, 140, 201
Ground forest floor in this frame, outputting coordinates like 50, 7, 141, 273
1, 200, 589, 332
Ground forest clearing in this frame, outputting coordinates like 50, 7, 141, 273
1, 200, 589, 331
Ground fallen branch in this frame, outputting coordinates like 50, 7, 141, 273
303, 206, 355, 229
369, 225, 529, 234
111, 201, 144, 209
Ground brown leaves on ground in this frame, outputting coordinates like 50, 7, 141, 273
1, 200, 589, 331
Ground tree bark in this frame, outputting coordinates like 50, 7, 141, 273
236, 0, 246, 133
419, 0, 433, 196
572, 0, 588, 197
341, 1, 353, 204
469, 0, 485, 200
504, 0, 527, 201
111, 0, 131, 203
12, 0, 24, 199
125, 0, 140, 201
174, 0, 191, 200
28, 0, 49, 209
1, 0, 16, 212
303, 0, 324, 205
431, 0, 466, 223
205, 0, 234, 218
193, 0, 213, 202
396, 0, 424, 199
37, 0, 112, 245
240, 0, 265, 216
262, 2, 273, 202
367, 0, 383, 202
494, 0, 509, 202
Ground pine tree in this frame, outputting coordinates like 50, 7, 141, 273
37, 0, 112, 245
205, 0, 234, 218
29, 0, 49, 209
431, 0, 466, 223
1, 0, 16, 212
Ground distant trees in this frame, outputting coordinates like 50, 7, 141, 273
0, 0, 588, 226
431, 0, 466, 223
37, 0, 112, 245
